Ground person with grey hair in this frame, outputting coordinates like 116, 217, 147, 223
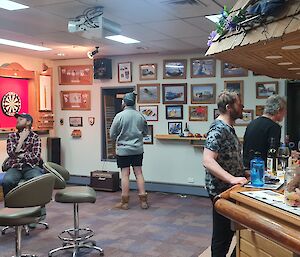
110, 92, 149, 210
243, 94, 286, 169
203, 90, 247, 257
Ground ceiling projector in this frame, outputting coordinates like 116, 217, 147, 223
68, 7, 121, 38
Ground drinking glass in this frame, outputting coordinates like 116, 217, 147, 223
277, 146, 290, 172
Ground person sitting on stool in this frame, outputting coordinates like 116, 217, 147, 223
2, 113, 43, 197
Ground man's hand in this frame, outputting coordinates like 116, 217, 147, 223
19, 128, 30, 142
229, 176, 248, 185
16, 128, 30, 153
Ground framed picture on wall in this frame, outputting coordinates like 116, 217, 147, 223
58, 65, 93, 85
189, 106, 208, 121
139, 105, 158, 121
143, 125, 153, 144
137, 84, 160, 103
139, 64, 157, 80
255, 105, 265, 116
168, 122, 182, 134
163, 59, 187, 79
69, 117, 83, 127
221, 62, 248, 77
213, 109, 220, 119
256, 81, 278, 99
60, 90, 91, 110
39, 75, 52, 111
224, 81, 244, 103
162, 83, 187, 104
118, 62, 132, 83
234, 109, 254, 126
190, 57, 216, 78
191, 84, 216, 104
165, 105, 183, 120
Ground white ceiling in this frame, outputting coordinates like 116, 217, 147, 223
0, 0, 236, 60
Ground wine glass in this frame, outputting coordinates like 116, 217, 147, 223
277, 145, 290, 173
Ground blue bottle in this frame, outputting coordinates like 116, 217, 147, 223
250, 152, 265, 187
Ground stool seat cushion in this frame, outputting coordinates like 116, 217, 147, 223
0, 207, 41, 226
55, 186, 96, 203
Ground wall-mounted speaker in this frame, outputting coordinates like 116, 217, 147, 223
94, 58, 112, 79
47, 137, 61, 165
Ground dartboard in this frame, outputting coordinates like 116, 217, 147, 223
1, 92, 22, 116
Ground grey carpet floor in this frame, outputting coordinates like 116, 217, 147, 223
0, 190, 212, 257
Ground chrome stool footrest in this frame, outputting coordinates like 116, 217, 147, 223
58, 227, 94, 242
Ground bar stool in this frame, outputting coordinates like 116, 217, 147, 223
43, 162, 103, 257
0, 173, 55, 257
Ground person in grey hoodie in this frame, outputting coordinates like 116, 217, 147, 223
110, 91, 149, 210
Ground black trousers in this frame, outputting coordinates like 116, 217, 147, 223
210, 196, 236, 257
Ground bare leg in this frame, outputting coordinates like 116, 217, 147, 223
121, 167, 130, 196
133, 166, 145, 195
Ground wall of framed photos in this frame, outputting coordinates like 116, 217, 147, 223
52, 53, 285, 190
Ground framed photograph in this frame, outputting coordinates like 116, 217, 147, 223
137, 84, 160, 104
165, 105, 183, 120
189, 106, 208, 121
39, 75, 52, 111
214, 109, 220, 119
235, 109, 254, 126
139, 64, 157, 80
162, 83, 187, 104
58, 65, 93, 85
256, 105, 265, 116
118, 62, 132, 83
256, 81, 279, 99
190, 58, 216, 78
69, 117, 83, 127
60, 90, 91, 110
168, 122, 182, 134
191, 84, 216, 104
224, 81, 244, 103
221, 62, 248, 77
163, 59, 187, 79
139, 105, 158, 121
143, 125, 153, 144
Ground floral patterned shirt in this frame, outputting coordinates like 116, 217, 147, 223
204, 119, 244, 197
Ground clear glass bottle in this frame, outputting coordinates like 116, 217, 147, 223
266, 137, 277, 177
284, 167, 300, 207
183, 122, 189, 137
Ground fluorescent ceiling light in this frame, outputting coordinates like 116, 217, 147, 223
0, 38, 51, 51
0, 0, 29, 10
205, 14, 222, 23
265, 55, 282, 59
105, 35, 140, 44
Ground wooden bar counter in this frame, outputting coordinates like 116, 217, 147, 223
214, 186, 300, 257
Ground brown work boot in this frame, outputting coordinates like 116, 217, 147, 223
138, 193, 149, 209
114, 195, 129, 210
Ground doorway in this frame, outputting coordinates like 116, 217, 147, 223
287, 80, 300, 148
101, 87, 134, 161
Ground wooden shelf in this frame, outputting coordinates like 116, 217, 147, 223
155, 134, 206, 147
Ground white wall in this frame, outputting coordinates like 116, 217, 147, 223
53, 53, 286, 187
0, 52, 53, 165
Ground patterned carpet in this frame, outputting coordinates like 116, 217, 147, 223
0, 191, 213, 257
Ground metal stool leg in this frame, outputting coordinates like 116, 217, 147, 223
14, 226, 37, 257
48, 203, 103, 257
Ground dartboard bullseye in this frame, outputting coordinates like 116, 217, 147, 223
1, 92, 22, 117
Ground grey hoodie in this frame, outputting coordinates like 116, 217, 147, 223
110, 106, 148, 156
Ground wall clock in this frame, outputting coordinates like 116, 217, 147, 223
1, 92, 22, 116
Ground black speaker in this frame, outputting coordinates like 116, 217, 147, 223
94, 58, 112, 79
47, 137, 61, 165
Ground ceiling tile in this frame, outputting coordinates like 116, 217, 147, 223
179, 36, 209, 49
122, 24, 171, 41
16, 0, 74, 7
148, 38, 199, 51
184, 16, 216, 33
144, 0, 222, 19
143, 20, 205, 38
